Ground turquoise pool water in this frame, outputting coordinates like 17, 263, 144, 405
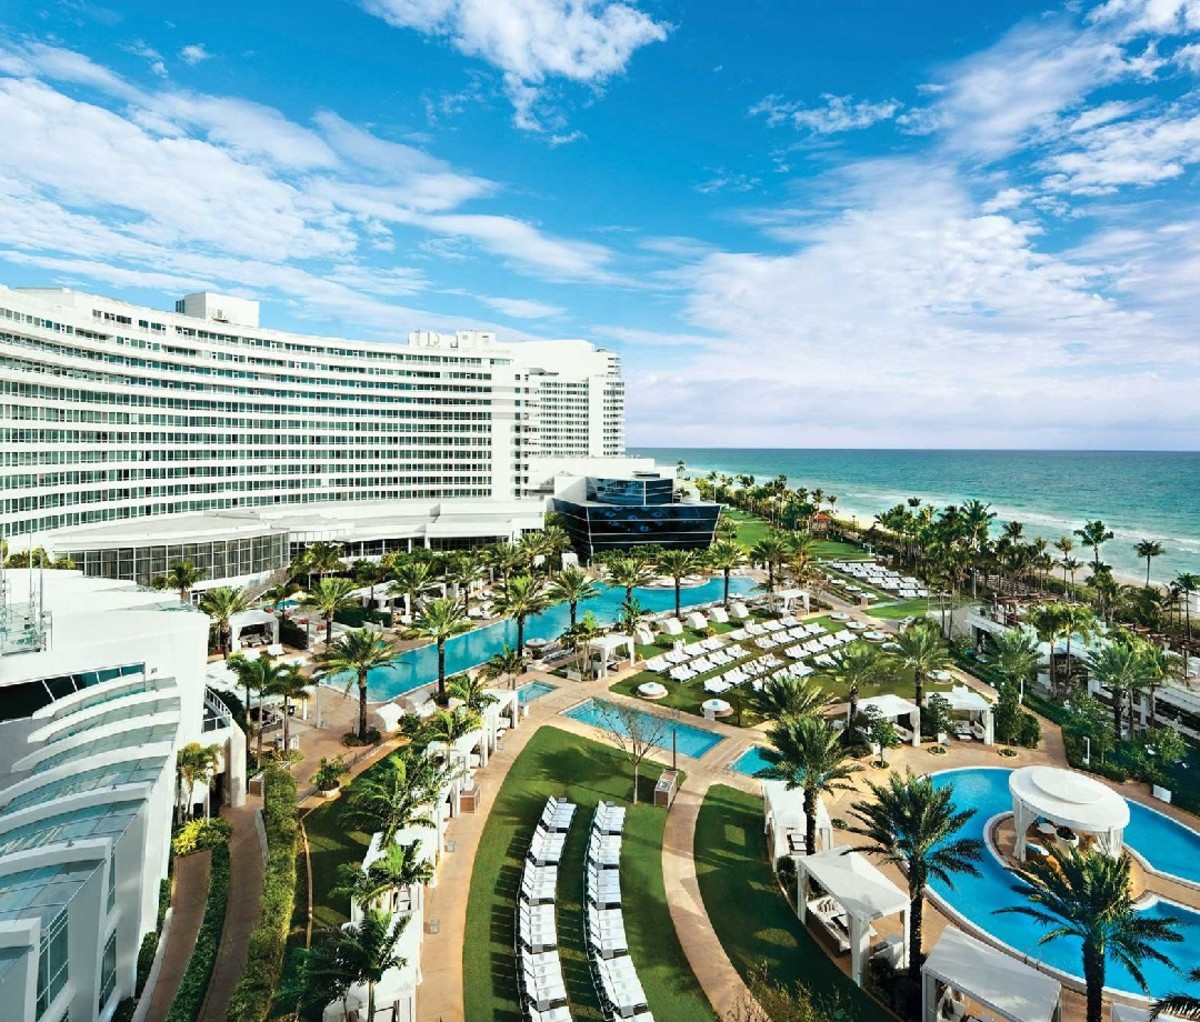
930, 767, 1200, 998
730, 746, 771, 777
562, 698, 724, 759
517, 681, 556, 704
360, 576, 755, 701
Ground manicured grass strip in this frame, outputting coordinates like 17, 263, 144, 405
165, 844, 230, 1022
464, 726, 717, 1022
694, 785, 891, 1022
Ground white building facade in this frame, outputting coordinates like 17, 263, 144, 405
0, 286, 628, 586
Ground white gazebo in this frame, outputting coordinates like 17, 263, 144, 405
228, 608, 280, 652
762, 779, 834, 861
796, 849, 910, 985
775, 588, 811, 614
374, 701, 406, 734
1009, 766, 1130, 860
587, 633, 636, 678
934, 684, 995, 745
857, 693, 921, 747
923, 926, 1062, 1022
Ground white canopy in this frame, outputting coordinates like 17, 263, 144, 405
775, 588, 811, 613
857, 693, 921, 747
587, 633, 636, 678
1112, 1004, 1185, 1022
762, 780, 834, 860
797, 849, 910, 985
1010, 766, 1130, 859
932, 685, 995, 745
374, 701, 406, 734
922, 926, 1062, 1022
228, 608, 280, 652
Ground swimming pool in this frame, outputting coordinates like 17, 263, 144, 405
517, 681, 556, 704
361, 576, 756, 701
730, 746, 772, 777
562, 698, 725, 759
929, 767, 1200, 998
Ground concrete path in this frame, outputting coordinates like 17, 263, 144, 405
143, 848, 211, 1022
199, 802, 265, 1022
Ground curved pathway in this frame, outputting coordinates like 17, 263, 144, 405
142, 849, 211, 1022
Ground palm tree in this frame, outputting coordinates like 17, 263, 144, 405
422, 705, 483, 747
848, 769, 983, 984
888, 620, 950, 711
1085, 639, 1148, 742
199, 586, 249, 657
302, 577, 359, 645
1152, 967, 1200, 1021
707, 539, 747, 609
759, 715, 860, 855
1000, 850, 1182, 1022
152, 559, 206, 603
315, 629, 397, 738
656, 549, 701, 620
991, 626, 1041, 702
388, 559, 438, 621
1074, 520, 1115, 570
261, 580, 299, 612
616, 597, 644, 639
1062, 556, 1083, 599
821, 640, 891, 728
479, 645, 524, 690
175, 741, 220, 821
490, 576, 550, 667
340, 748, 451, 844
354, 560, 389, 611
547, 567, 598, 628
303, 911, 409, 1022
413, 597, 469, 702
750, 534, 789, 594
447, 672, 499, 712
606, 557, 656, 605
226, 653, 288, 761
334, 838, 435, 916
1134, 540, 1165, 587
750, 676, 828, 723
268, 663, 310, 753
1174, 572, 1199, 650
302, 540, 346, 581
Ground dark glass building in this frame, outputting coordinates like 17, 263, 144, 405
553, 475, 720, 560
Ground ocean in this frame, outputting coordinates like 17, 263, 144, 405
629, 448, 1200, 584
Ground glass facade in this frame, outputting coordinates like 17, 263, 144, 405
63, 532, 290, 587
99, 930, 117, 1009
36, 909, 68, 1018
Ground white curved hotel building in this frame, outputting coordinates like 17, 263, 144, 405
1, 285, 630, 587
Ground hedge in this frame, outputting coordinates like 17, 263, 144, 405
165, 843, 230, 1022
278, 615, 309, 650
225, 765, 299, 1022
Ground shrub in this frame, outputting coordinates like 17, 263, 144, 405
136, 931, 159, 995
314, 755, 348, 791
171, 817, 233, 856
278, 615, 309, 650
165, 843, 230, 1022
225, 766, 299, 1022
775, 856, 797, 898
1017, 712, 1042, 749
342, 727, 381, 747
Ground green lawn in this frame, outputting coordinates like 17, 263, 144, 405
723, 510, 870, 562
866, 597, 965, 622
464, 726, 716, 1022
693, 785, 891, 1022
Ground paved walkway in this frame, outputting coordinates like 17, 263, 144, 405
143, 848, 211, 1022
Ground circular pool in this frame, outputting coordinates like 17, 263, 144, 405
928, 767, 1200, 999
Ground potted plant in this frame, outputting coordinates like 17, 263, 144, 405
314, 756, 347, 798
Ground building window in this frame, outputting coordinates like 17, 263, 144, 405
107, 854, 117, 913
99, 930, 117, 1009
37, 909, 69, 1017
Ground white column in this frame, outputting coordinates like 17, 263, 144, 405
850, 916, 866, 985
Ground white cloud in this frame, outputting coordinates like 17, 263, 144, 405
695, 171, 760, 194
360, 0, 669, 128
125, 39, 167, 77
750, 93, 902, 134
980, 186, 1031, 213
478, 295, 564, 318
179, 44, 211, 65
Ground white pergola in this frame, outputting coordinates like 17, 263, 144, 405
775, 588, 811, 613
857, 693, 922, 747
922, 926, 1062, 1022
587, 633, 636, 678
796, 849, 909, 986
374, 701, 406, 734
762, 779, 834, 862
484, 687, 520, 736
1009, 766, 1130, 860
228, 608, 280, 652
935, 684, 995, 745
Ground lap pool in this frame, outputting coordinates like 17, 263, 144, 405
729, 746, 771, 777
929, 767, 1200, 999
562, 698, 724, 759
358, 576, 755, 701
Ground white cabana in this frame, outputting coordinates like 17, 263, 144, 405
708, 607, 729, 624
775, 588, 811, 614
228, 608, 280, 652
857, 693, 921, 747
587, 633, 637, 678
762, 779, 834, 861
685, 611, 708, 630
1009, 766, 1130, 860
729, 601, 750, 620
485, 687, 519, 735
374, 701, 406, 734
796, 849, 910, 985
934, 684, 994, 745
660, 617, 684, 636
922, 926, 1062, 1022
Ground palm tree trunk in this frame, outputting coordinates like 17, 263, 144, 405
848, 683, 859, 731
358, 672, 369, 737
723, 569, 731, 609
1113, 690, 1123, 743
674, 580, 681, 620
326, 612, 334, 645
804, 790, 817, 855
283, 696, 291, 750
570, 601, 577, 628
1083, 944, 1104, 1022
517, 617, 526, 673
914, 670, 925, 712
257, 703, 264, 763
437, 640, 447, 703
908, 894, 924, 984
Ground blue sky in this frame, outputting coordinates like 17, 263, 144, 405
2, 0, 1200, 449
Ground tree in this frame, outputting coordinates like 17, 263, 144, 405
340, 747, 454, 844
993, 681, 1022, 745
1085, 639, 1148, 742
479, 645, 524, 690
333, 839, 434, 917
861, 705, 900, 766
152, 559, 206, 603
447, 672, 499, 712
1152, 968, 1200, 1022
820, 640, 890, 728
1134, 540, 1165, 587
992, 626, 1041, 703
226, 653, 292, 762
1174, 572, 1199, 664
594, 701, 668, 804
707, 539, 748, 609
750, 676, 828, 723
607, 557, 656, 605
1074, 520, 1115, 570
490, 575, 550, 668
616, 596, 645, 639
388, 559, 438, 621
316, 629, 397, 738
923, 693, 952, 743
750, 535, 789, 594
656, 549, 702, 620
1000, 850, 1182, 1022
301, 541, 346, 582
268, 663, 310, 753
199, 586, 249, 657
413, 597, 469, 703
175, 741, 220, 821
760, 715, 860, 855
547, 567, 598, 628
848, 770, 983, 984
302, 911, 409, 1022
302, 576, 359, 645
421, 705, 483, 748
888, 620, 950, 711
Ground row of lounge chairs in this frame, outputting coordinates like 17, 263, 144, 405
828, 560, 929, 599
517, 798, 577, 1022
584, 802, 652, 1022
